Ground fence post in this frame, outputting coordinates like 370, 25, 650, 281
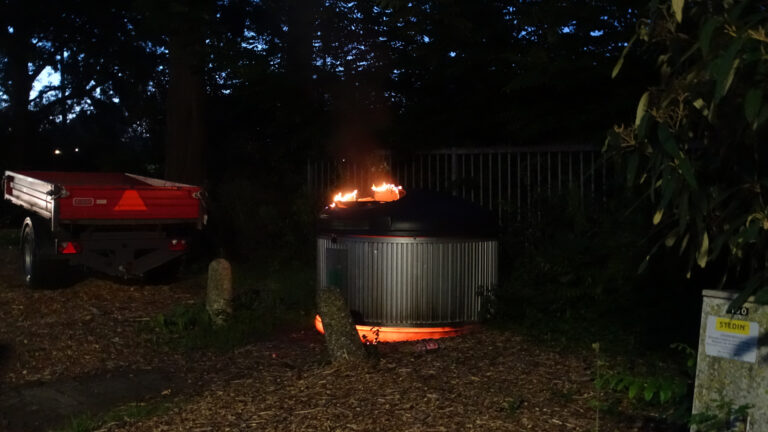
451, 149, 458, 196
497, 152, 502, 223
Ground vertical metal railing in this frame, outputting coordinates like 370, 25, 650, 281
306, 145, 606, 224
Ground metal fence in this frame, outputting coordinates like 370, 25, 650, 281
307, 145, 607, 224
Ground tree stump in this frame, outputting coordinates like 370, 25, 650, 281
206, 258, 233, 327
317, 286, 366, 363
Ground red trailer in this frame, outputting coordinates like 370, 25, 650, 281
2, 171, 205, 287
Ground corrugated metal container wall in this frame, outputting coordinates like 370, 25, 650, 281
318, 235, 498, 327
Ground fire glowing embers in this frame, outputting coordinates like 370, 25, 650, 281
330, 182, 404, 208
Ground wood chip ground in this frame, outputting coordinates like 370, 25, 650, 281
0, 240, 667, 431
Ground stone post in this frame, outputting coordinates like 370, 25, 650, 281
206, 258, 233, 327
317, 285, 366, 363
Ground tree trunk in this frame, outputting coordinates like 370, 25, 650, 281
317, 286, 367, 363
3, 28, 36, 170
284, 1, 316, 96
164, 10, 206, 185
282, 0, 318, 154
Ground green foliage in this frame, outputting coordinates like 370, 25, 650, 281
144, 262, 314, 351
146, 301, 272, 352
670, 342, 698, 376
595, 360, 689, 405
607, 0, 768, 297
592, 342, 696, 427
690, 398, 753, 432
596, 371, 687, 405
55, 401, 171, 432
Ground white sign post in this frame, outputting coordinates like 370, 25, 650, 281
704, 316, 759, 363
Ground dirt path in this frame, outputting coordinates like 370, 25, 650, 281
0, 370, 180, 432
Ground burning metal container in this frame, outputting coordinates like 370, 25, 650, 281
316, 185, 498, 342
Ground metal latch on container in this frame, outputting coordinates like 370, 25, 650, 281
47, 185, 69, 198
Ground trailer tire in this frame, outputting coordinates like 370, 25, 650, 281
21, 218, 57, 289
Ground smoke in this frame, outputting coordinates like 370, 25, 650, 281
325, 79, 394, 190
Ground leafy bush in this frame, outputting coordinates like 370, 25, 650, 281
590, 341, 697, 428
596, 343, 695, 406
494, 188, 700, 350
597, 363, 689, 405
608, 0, 768, 299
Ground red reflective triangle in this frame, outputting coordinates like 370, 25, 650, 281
60, 242, 80, 254
114, 189, 147, 211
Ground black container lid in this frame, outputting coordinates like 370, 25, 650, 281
318, 190, 498, 237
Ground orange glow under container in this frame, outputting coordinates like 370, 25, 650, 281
314, 315, 476, 343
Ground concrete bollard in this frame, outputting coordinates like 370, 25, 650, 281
206, 258, 233, 328
692, 289, 768, 430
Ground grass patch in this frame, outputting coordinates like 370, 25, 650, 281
144, 301, 301, 351
143, 260, 315, 351
55, 400, 171, 432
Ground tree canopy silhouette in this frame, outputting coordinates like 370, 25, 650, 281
0, 0, 649, 181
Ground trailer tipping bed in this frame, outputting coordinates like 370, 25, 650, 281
3, 171, 203, 226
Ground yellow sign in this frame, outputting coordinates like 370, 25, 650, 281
715, 318, 750, 335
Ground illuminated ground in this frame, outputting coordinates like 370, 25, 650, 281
0, 231, 674, 432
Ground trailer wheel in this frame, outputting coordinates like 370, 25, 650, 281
21, 218, 56, 289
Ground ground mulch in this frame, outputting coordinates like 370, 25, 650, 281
104, 330, 612, 432
0, 242, 203, 385
0, 236, 666, 431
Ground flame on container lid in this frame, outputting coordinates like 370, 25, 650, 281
333, 189, 358, 202
330, 182, 404, 208
371, 182, 403, 202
